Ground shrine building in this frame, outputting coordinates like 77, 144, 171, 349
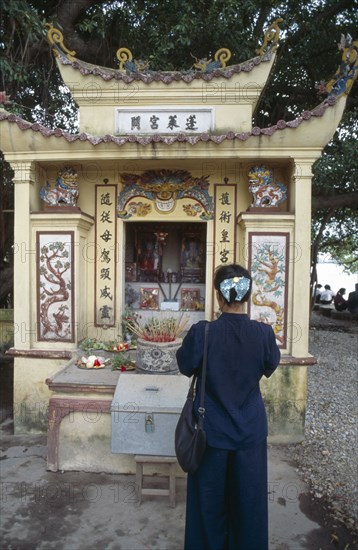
1, 21, 356, 472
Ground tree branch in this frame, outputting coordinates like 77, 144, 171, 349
55, 0, 107, 60
284, 0, 353, 48
310, 206, 335, 294
56, 0, 98, 22
252, 4, 272, 40
312, 191, 358, 210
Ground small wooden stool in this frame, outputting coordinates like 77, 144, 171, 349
134, 455, 177, 508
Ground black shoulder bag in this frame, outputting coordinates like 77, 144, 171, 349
175, 322, 209, 474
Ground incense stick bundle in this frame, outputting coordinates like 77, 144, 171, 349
127, 314, 188, 342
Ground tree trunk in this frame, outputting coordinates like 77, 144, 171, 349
312, 191, 358, 211
0, 266, 13, 307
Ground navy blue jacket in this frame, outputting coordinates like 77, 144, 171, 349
176, 313, 281, 449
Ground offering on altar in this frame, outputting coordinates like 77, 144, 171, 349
113, 342, 129, 351
77, 355, 111, 369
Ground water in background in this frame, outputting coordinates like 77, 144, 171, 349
316, 260, 357, 294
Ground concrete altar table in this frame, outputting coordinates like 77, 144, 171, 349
46, 359, 118, 472
46, 358, 187, 476
46, 351, 316, 473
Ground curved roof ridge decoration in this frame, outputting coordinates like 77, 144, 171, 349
0, 96, 338, 146
45, 19, 283, 84
323, 34, 358, 98
56, 53, 272, 83
116, 47, 232, 73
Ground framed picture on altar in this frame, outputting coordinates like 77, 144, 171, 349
181, 236, 203, 269
125, 262, 137, 282
139, 287, 159, 310
181, 288, 200, 311
180, 230, 205, 283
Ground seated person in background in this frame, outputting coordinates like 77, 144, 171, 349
315, 283, 322, 303
334, 288, 348, 311
347, 284, 358, 314
320, 284, 335, 305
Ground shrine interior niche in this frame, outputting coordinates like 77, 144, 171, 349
124, 222, 206, 313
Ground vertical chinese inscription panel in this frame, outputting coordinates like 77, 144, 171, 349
213, 184, 237, 267
212, 184, 237, 317
95, 185, 117, 326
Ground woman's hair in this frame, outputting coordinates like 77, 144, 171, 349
338, 288, 346, 294
214, 264, 252, 304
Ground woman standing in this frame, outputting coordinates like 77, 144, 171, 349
176, 264, 280, 550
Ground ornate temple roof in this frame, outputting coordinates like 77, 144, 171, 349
0, 96, 338, 147
0, 24, 355, 155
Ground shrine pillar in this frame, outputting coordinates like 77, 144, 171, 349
290, 159, 316, 357
236, 158, 319, 443
11, 162, 36, 350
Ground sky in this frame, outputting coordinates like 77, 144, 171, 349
317, 258, 357, 294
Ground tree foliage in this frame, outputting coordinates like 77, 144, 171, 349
311, 108, 358, 277
0, 0, 357, 304
1, 0, 356, 127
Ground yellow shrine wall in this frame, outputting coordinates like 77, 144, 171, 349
12, 160, 300, 348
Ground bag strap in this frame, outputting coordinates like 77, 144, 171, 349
187, 374, 196, 398
198, 322, 209, 421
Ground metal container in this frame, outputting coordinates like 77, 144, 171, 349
111, 374, 189, 456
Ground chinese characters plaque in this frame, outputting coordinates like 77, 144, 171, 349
115, 108, 213, 134
214, 184, 237, 267
95, 185, 117, 326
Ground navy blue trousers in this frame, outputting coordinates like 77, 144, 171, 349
184, 440, 268, 550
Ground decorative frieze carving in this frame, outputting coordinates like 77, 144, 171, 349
248, 232, 289, 348
118, 170, 213, 219
37, 232, 74, 342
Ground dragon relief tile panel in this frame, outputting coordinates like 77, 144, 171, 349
37, 232, 75, 342
248, 233, 289, 348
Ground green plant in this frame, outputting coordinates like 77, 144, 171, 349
79, 338, 116, 352
128, 315, 188, 342
121, 306, 140, 339
111, 352, 135, 371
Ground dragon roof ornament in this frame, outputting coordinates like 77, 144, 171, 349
324, 34, 358, 98
117, 45, 232, 75
256, 18, 283, 56
191, 48, 232, 73
116, 48, 150, 72
45, 24, 76, 62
